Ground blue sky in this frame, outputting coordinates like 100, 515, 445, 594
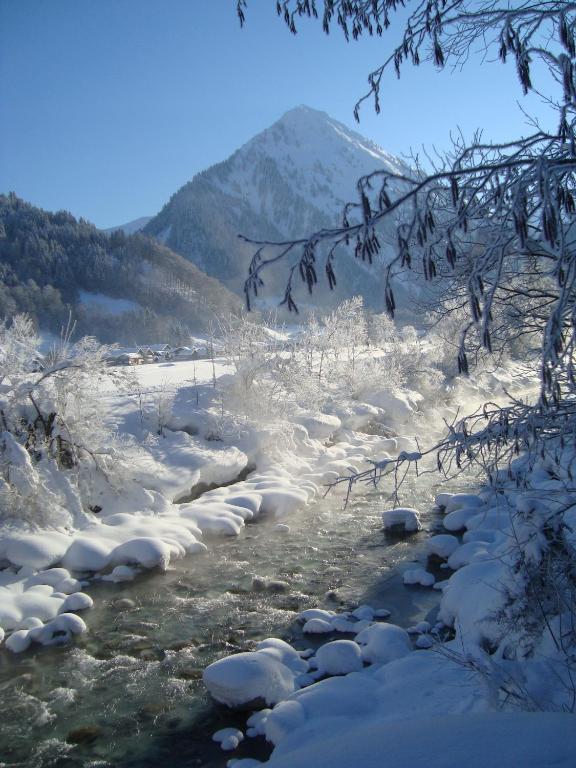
1, 0, 556, 228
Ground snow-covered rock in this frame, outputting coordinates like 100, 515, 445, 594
351, 605, 375, 621
297, 608, 336, 623
5, 628, 31, 653
302, 618, 334, 635
407, 621, 432, 635
426, 534, 460, 559
60, 592, 94, 612
443, 493, 484, 514
403, 568, 436, 587
446, 541, 490, 571
111, 537, 172, 571
101, 565, 138, 583
212, 727, 244, 751
315, 640, 363, 675
382, 508, 421, 532
203, 642, 304, 708
255, 639, 309, 675
442, 506, 480, 532
355, 623, 412, 664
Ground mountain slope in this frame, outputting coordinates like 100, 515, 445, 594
144, 106, 412, 309
0, 194, 241, 344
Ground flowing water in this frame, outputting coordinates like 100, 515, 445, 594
0, 474, 451, 768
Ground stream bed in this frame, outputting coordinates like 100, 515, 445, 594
0, 475, 450, 768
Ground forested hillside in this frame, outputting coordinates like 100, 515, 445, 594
0, 194, 241, 343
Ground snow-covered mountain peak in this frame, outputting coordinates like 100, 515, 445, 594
216, 105, 410, 219
273, 104, 406, 172
144, 105, 412, 305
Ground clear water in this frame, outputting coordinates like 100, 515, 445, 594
0, 476, 449, 768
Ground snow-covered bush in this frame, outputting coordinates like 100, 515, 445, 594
218, 313, 292, 421
0, 315, 130, 528
216, 298, 443, 431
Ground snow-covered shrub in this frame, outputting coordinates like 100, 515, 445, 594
218, 314, 293, 422
215, 298, 451, 438
0, 315, 131, 528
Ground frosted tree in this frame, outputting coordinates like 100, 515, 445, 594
237, 0, 576, 477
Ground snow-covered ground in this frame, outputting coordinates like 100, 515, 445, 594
0, 350, 409, 652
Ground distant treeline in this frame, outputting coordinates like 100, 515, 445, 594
0, 193, 240, 344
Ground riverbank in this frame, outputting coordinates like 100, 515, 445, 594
205, 446, 576, 768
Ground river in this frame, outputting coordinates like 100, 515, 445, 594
0, 470, 453, 768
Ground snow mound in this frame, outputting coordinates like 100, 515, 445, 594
447, 541, 491, 571
294, 413, 342, 440
6, 612, 87, 653
361, 390, 417, 424
255, 638, 309, 674
180, 502, 246, 536
442, 507, 480, 532
203, 641, 305, 708
438, 559, 509, 646
315, 640, 363, 675
111, 537, 171, 571
355, 623, 412, 664
382, 508, 421, 532
302, 618, 334, 634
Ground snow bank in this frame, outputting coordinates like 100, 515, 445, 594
0, 384, 389, 654
1, 532, 73, 570
265, 713, 576, 768
0, 566, 93, 640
